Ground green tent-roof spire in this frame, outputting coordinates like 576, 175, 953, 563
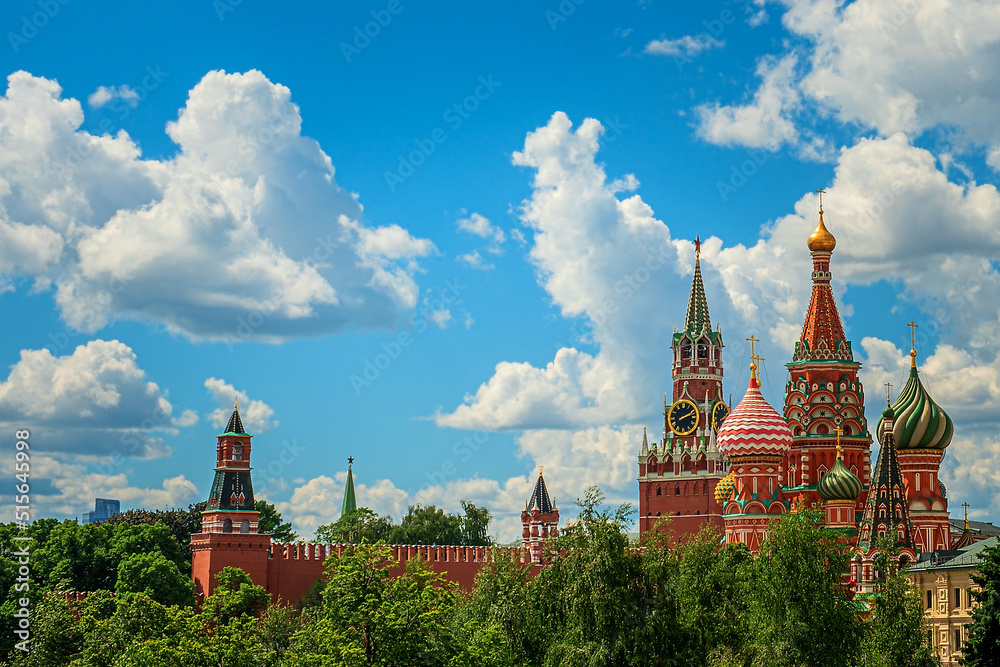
684, 236, 712, 336
341, 457, 357, 516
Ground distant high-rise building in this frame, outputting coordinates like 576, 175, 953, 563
83, 498, 120, 524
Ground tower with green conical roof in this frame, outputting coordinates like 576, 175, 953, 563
638, 236, 728, 542
342, 457, 357, 516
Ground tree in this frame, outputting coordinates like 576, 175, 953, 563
459, 500, 492, 546
287, 543, 459, 665
963, 540, 1000, 666
860, 548, 936, 667
104, 501, 207, 550
255, 500, 298, 542
200, 567, 270, 625
735, 509, 863, 667
116, 552, 196, 608
316, 507, 394, 544
389, 504, 462, 546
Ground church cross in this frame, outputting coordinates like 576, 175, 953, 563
815, 188, 826, 210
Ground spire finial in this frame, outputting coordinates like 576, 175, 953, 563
835, 425, 843, 458
348, 456, 354, 467
907, 321, 919, 368
694, 235, 701, 256
807, 189, 837, 252
539, 465, 544, 477
234, 396, 239, 411
746, 335, 760, 383
963, 501, 970, 531
885, 382, 894, 406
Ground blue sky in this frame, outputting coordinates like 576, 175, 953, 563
2, 0, 999, 541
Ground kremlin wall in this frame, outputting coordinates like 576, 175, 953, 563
190, 199, 983, 603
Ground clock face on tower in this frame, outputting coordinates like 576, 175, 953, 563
668, 399, 699, 436
711, 401, 730, 430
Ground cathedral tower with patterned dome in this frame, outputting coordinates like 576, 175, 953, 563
783, 194, 871, 517
876, 325, 955, 552
717, 348, 792, 551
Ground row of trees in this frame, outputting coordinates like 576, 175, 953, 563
3, 488, 998, 666
315, 501, 492, 547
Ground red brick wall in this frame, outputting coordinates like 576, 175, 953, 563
193, 535, 538, 605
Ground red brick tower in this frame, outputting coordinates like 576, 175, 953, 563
521, 470, 559, 564
783, 197, 871, 516
638, 237, 728, 538
875, 325, 955, 552
717, 354, 792, 551
190, 401, 270, 597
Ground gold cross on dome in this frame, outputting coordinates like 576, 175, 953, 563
834, 426, 843, 458
885, 382, 893, 406
815, 188, 826, 210
907, 320, 919, 351
963, 502, 971, 530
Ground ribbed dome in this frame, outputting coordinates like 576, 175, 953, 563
718, 379, 793, 458
714, 471, 735, 505
807, 209, 837, 252
877, 360, 954, 450
817, 456, 862, 502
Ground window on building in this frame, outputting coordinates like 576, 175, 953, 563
675, 485, 680, 496
223, 518, 233, 533
955, 588, 961, 609
955, 628, 962, 653
240, 519, 250, 534
232, 443, 243, 461
656, 486, 662, 496
927, 590, 933, 609
696, 510, 700, 515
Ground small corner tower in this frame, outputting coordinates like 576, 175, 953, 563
191, 400, 271, 598
784, 193, 871, 516
638, 236, 728, 539
521, 469, 559, 564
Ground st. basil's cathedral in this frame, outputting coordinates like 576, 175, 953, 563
636, 197, 964, 588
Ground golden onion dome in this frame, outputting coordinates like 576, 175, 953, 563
807, 208, 837, 252
714, 471, 736, 505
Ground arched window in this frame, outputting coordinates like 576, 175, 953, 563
697, 344, 708, 359
696, 510, 700, 515
682, 345, 692, 360
223, 518, 233, 533
240, 519, 250, 534
675, 484, 680, 496
927, 590, 932, 608
656, 486, 662, 497
232, 443, 243, 461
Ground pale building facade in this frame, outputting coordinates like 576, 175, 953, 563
907, 537, 996, 666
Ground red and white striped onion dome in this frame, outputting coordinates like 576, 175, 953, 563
717, 377, 793, 458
